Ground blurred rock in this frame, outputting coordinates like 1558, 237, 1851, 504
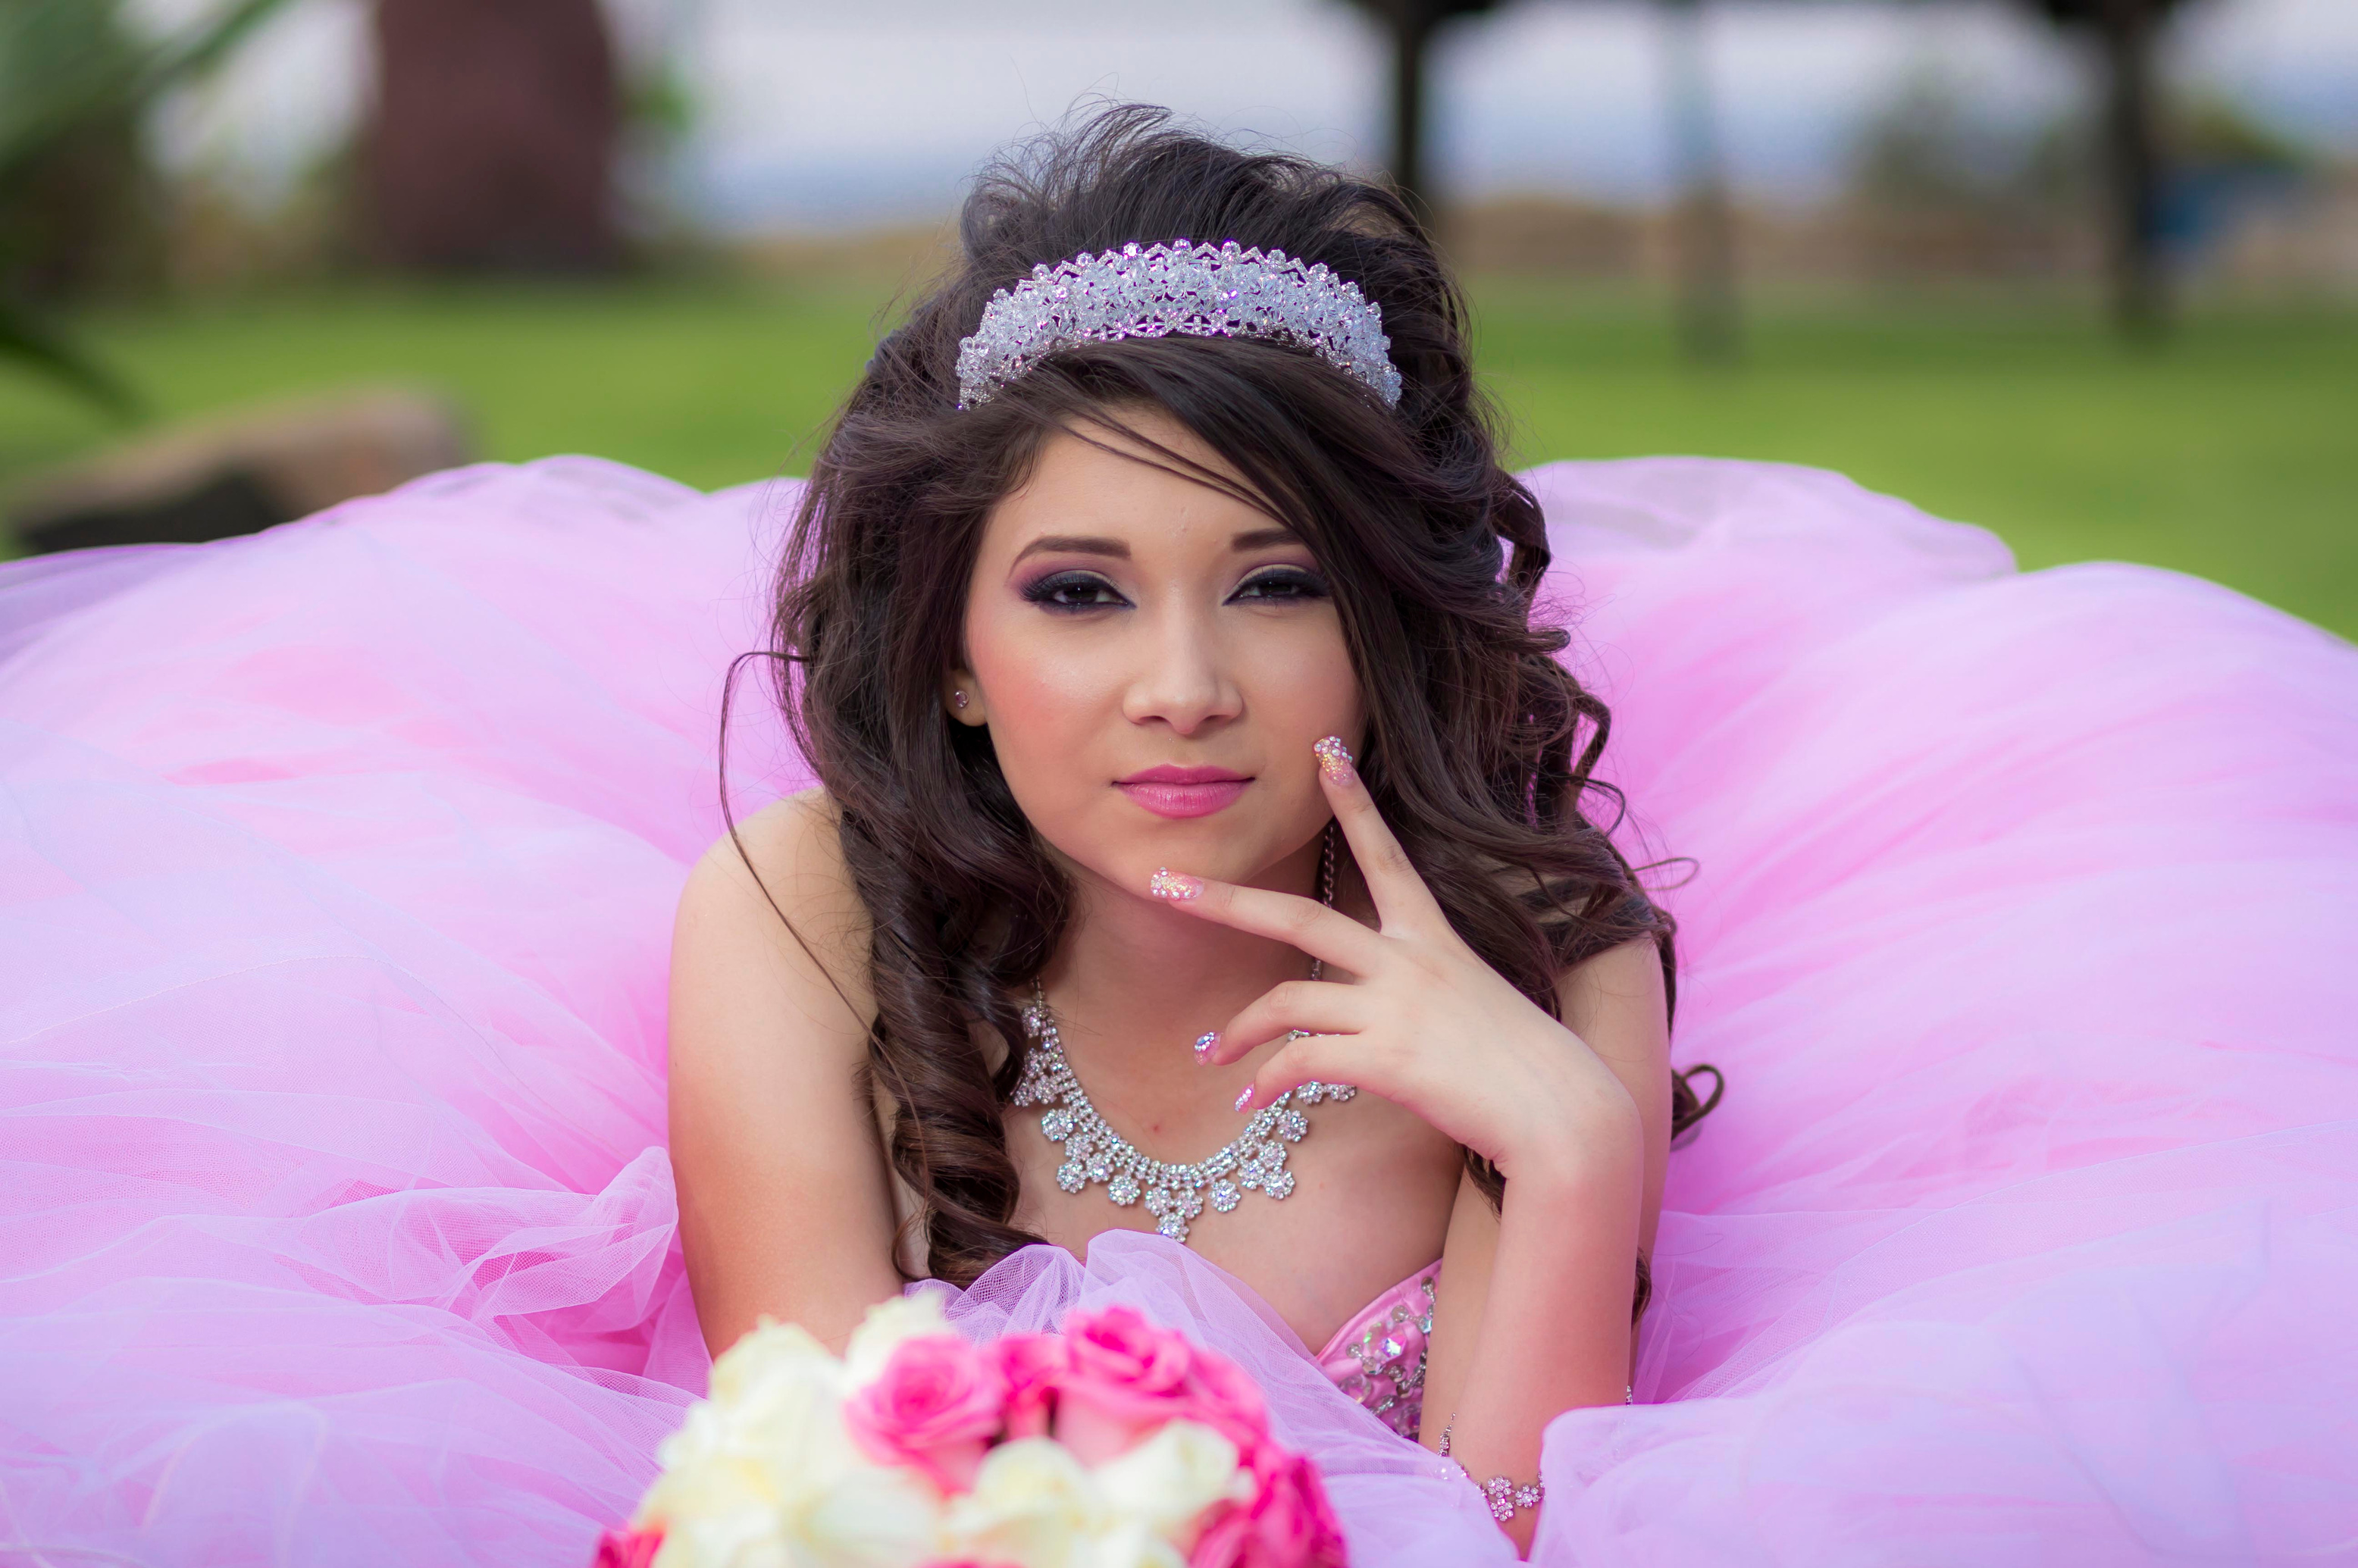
6, 388, 471, 555
365, 0, 620, 273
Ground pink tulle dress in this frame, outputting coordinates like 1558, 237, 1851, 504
3, 455, 2353, 1566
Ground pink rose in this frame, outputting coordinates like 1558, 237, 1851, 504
1056, 1305, 1203, 1462
1190, 1451, 1348, 1568
844, 1334, 1008, 1494
1182, 1342, 1272, 1450
1051, 1385, 1156, 1466
990, 1333, 1068, 1440
590, 1526, 662, 1568
1062, 1305, 1197, 1416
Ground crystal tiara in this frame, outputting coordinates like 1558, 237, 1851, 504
954, 239, 1403, 410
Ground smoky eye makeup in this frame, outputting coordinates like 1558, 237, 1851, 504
1019, 569, 1130, 611
1229, 564, 1332, 602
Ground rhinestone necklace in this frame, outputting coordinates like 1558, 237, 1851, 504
1010, 829, 1357, 1246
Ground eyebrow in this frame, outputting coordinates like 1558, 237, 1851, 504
1011, 525, 1303, 565
1014, 534, 1129, 564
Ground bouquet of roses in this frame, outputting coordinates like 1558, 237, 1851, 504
595, 1293, 1348, 1568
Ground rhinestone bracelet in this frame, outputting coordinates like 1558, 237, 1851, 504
1437, 1388, 1631, 1525
1436, 1415, 1541, 1523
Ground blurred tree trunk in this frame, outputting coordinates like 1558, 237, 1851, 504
1343, 0, 1499, 226
1389, 6, 1436, 222
2029, 0, 2184, 339
1658, 0, 1740, 365
2095, 0, 2164, 336
366, 0, 619, 273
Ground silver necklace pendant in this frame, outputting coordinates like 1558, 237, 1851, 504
1013, 985, 1355, 1244
1013, 825, 1355, 1246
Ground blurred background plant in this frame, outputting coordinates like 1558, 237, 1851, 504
0, 0, 294, 411
1, 0, 2351, 633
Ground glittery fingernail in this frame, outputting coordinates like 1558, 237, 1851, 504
1193, 1031, 1219, 1062
1313, 735, 1357, 787
1234, 1085, 1256, 1113
1149, 868, 1204, 902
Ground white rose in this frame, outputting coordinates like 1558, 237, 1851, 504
640, 1304, 954, 1568
841, 1292, 958, 1388
709, 1317, 845, 1409
658, 1352, 853, 1490
1070, 1518, 1188, 1568
1090, 1420, 1251, 1544
640, 1426, 819, 1559
642, 1453, 794, 1568
939, 1438, 1106, 1568
734, 1368, 857, 1475
648, 1427, 939, 1568
794, 1460, 946, 1568
645, 1328, 868, 1560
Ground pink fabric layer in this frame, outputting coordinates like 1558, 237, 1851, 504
2, 455, 2352, 1566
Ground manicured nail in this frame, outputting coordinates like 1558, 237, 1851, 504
1149, 868, 1204, 902
1194, 1031, 1219, 1062
1313, 735, 1357, 787
1234, 1085, 1256, 1113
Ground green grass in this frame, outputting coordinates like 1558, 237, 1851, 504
0, 280, 892, 496
1474, 282, 2358, 639
4, 277, 2354, 637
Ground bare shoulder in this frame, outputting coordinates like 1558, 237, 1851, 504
1556, 936, 1668, 1064
687, 787, 851, 922
676, 787, 874, 1031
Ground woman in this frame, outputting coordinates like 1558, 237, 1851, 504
669, 107, 1718, 1549
2, 106, 2352, 1568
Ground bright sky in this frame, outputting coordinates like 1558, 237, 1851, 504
150, 0, 2358, 229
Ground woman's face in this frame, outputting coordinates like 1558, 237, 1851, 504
952, 408, 1364, 899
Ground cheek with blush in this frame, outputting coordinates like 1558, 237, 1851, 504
968, 632, 1132, 858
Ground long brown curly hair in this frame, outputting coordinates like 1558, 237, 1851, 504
729, 105, 1719, 1309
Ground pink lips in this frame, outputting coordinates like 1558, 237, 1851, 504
1116, 764, 1251, 819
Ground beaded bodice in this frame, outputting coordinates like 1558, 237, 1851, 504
1314, 1262, 1441, 1440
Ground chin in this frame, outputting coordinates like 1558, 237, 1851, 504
1032, 792, 1307, 894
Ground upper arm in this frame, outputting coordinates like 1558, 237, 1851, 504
1556, 937, 1673, 1261
666, 791, 905, 1357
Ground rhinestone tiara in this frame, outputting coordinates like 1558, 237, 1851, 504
954, 239, 1403, 410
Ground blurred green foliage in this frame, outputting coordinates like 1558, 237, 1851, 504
0, 0, 295, 411
0, 278, 2351, 639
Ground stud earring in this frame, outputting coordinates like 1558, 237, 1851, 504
953, 690, 969, 709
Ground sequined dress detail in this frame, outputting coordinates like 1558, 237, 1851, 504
1315, 1263, 1441, 1439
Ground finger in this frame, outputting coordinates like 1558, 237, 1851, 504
1200, 980, 1370, 1067
1236, 1031, 1386, 1116
1311, 736, 1448, 934
1149, 869, 1389, 976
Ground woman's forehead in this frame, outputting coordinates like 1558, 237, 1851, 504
988, 416, 1295, 557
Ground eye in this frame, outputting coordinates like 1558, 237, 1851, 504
1021, 571, 1129, 611
1230, 566, 1330, 603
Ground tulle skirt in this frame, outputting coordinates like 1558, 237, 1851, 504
2, 455, 2352, 1566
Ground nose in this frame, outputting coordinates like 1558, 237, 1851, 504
1120, 600, 1241, 737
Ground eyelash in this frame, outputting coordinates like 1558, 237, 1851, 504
1232, 567, 1329, 602
1021, 571, 1127, 610
1019, 567, 1331, 612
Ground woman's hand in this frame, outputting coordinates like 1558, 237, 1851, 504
1151, 737, 1642, 1186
